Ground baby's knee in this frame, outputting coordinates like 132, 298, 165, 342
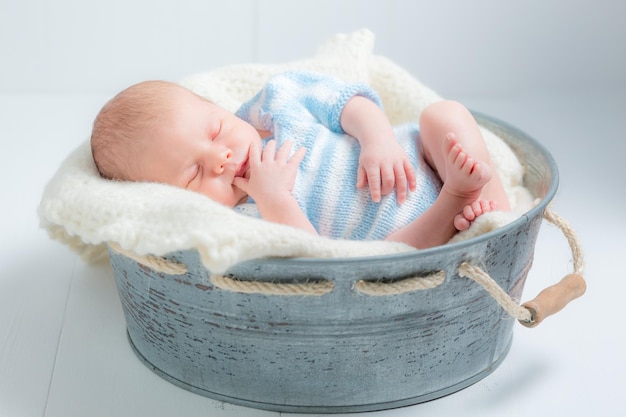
420, 100, 474, 133
421, 100, 469, 121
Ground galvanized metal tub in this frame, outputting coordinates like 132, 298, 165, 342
108, 113, 558, 413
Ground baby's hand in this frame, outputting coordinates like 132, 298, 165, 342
357, 140, 417, 204
233, 140, 306, 204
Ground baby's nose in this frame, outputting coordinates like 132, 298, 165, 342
213, 147, 233, 174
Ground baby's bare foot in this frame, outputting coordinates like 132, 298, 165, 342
442, 133, 492, 202
454, 200, 496, 231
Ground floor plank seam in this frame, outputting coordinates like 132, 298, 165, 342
42, 258, 78, 417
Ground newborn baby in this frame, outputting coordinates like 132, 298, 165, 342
91, 71, 509, 249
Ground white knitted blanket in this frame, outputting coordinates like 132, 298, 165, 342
38, 29, 532, 274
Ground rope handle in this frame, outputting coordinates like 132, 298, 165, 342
211, 275, 335, 296
108, 242, 188, 275
519, 205, 586, 327
107, 205, 585, 325
460, 205, 586, 327
210, 271, 446, 296
106, 243, 445, 296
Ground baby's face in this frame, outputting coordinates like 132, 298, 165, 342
135, 87, 261, 207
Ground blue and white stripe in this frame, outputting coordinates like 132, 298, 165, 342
235, 71, 441, 241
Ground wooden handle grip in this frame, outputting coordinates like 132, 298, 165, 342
520, 273, 586, 328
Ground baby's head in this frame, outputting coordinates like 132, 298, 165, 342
91, 80, 177, 182
91, 80, 261, 207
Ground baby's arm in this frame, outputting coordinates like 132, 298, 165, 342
233, 140, 317, 235
340, 96, 417, 203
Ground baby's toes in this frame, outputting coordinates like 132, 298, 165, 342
466, 202, 481, 220
470, 161, 492, 184
480, 199, 495, 213
447, 143, 464, 168
443, 133, 458, 154
454, 213, 471, 231
461, 154, 477, 175
477, 199, 496, 214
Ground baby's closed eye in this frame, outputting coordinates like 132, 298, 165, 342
209, 121, 223, 140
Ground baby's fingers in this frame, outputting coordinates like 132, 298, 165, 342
380, 164, 396, 197
366, 168, 382, 202
275, 141, 306, 165
357, 166, 367, 189
405, 160, 417, 192
289, 146, 306, 166
261, 139, 277, 161
393, 163, 408, 204
275, 140, 294, 162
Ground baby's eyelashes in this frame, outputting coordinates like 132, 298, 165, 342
210, 121, 223, 140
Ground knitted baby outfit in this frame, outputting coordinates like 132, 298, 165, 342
235, 71, 441, 240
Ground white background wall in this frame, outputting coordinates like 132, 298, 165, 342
2, 0, 625, 97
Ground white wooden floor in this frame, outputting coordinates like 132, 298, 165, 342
1, 90, 624, 417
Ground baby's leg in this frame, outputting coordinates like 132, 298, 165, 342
386, 137, 495, 248
419, 100, 510, 211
